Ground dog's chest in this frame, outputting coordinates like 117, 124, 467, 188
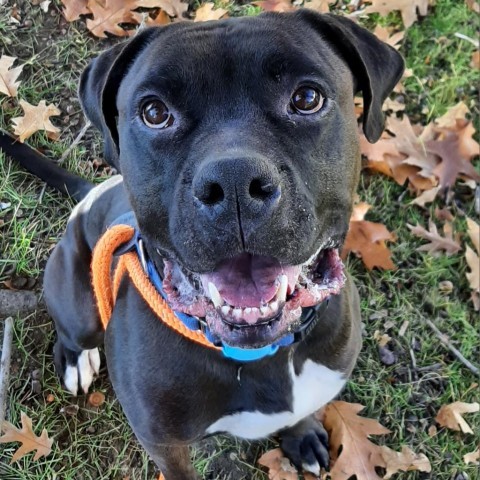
206, 360, 345, 439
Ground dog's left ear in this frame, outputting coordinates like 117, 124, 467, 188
296, 10, 405, 143
79, 28, 161, 168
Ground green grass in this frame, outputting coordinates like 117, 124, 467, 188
1, 0, 479, 479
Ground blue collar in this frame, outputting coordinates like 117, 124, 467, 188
112, 212, 329, 362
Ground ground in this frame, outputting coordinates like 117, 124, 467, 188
0, 0, 479, 479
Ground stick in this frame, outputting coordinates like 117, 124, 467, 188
425, 318, 480, 377
0, 317, 14, 431
58, 120, 91, 165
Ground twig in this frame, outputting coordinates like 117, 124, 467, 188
425, 318, 480, 377
0, 317, 14, 431
454, 32, 480, 48
58, 120, 91, 165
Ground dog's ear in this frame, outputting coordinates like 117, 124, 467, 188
79, 29, 160, 168
296, 10, 405, 143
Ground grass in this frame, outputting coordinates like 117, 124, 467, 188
1, 0, 479, 479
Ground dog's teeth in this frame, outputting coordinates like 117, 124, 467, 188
260, 306, 269, 315
233, 308, 242, 319
270, 300, 279, 312
245, 307, 252, 314
276, 274, 288, 303
208, 282, 223, 308
221, 305, 231, 316
251, 307, 258, 315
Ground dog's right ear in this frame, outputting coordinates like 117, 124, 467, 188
79, 28, 161, 169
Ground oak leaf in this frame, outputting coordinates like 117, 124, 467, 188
61, 0, 89, 21
410, 186, 441, 208
0, 411, 53, 463
435, 402, 479, 434
195, 3, 228, 22
362, 0, 432, 28
136, 0, 188, 18
408, 221, 461, 256
323, 401, 390, 480
466, 217, 480, 254
0, 55, 24, 97
86, 0, 142, 38
380, 445, 431, 478
304, 0, 336, 13
253, 0, 295, 12
258, 448, 299, 480
342, 203, 396, 270
434, 101, 470, 130
145, 9, 170, 26
11, 99, 61, 142
463, 447, 480, 465
373, 25, 405, 50
465, 217, 480, 310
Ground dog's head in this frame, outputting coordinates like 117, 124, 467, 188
80, 11, 404, 348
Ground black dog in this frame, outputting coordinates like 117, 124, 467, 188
1, 10, 403, 479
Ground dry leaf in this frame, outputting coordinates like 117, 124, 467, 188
323, 401, 390, 480
471, 50, 480, 69
11, 99, 61, 142
252, 0, 295, 12
408, 221, 461, 256
195, 3, 228, 22
0, 411, 53, 463
258, 448, 299, 480
145, 9, 171, 26
0, 55, 24, 97
463, 447, 480, 465
362, 0, 432, 28
434, 102, 470, 130
342, 203, 396, 270
410, 186, 442, 207
466, 217, 480, 254
373, 25, 405, 49
465, 245, 480, 310
466, 0, 480, 12
374, 330, 391, 347
380, 445, 431, 478
435, 402, 479, 434
137, 0, 188, 18
61, 0, 89, 21
304, 0, 336, 13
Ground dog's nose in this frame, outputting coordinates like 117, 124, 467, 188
193, 156, 281, 217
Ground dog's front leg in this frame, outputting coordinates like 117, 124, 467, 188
138, 437, 198, 480
279, 414, 329, 477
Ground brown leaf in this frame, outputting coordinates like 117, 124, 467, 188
471, 50, 480, 69
380, 445, 431, 478
466, 0, 480, 12
0, 412, 53, 463
0, 55, 24, 97
145, 9, 171, 26
410, 186, 441, 207
362, 0, 432, 28
466, 217, 480, 254
408, 221, 461, 256
464, 447, 480, 465
373, 25, 405, 49
434, 101, 470, 130
258, 448, 299, 480
304, 0, 336, 13
435, 401, 479, 434
465, 245, 480, 310
342, 204, 396, 270
86, 0, 142, 38
61, 0, 89, 21
11, 100, 61, 142
252, 0, 295, 12
136, 0, 188, 18
194, 3, 228, 22
323, 401, 390, 480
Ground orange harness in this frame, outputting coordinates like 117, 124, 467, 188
91, 224, 220, 350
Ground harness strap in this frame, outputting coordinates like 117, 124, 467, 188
91, 224, 220, 350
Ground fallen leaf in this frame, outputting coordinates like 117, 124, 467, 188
408, 221, 461, 256
435, 402, 479, 434
466, 0, 480, 12
304, 0, 336, 13
471, 50, 480, 69
0, 55, 24, 97
381, 445, 431, 478
258, 448, 299, 480
434, 102, 470, 130
323, 401, 390, 480
374, 330, 391, 347
463, 447, 480, 465
253, 0, 295, 12
86, 0, 142, 38
0, 412, 53, 463
362, 0, 432, 28
61, 0, 89, 21
342, 203, 396, 270
466, 217, 480, 254
145, 9, 170, 26
195, 3, 228, 22
373, 25, 405, 49
410, 186, 441, 207
137, 0, 188, 18
11, 100, 61, 142
465, 245, 480, 311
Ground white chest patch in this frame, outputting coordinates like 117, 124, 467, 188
206, 360, 346, 440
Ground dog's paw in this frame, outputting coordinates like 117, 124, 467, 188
54, 342, 101, 396
280, 416, 329, 475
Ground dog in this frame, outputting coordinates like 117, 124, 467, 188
0, 10, 404, 479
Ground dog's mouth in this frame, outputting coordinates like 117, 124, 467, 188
161, 246, 345, 348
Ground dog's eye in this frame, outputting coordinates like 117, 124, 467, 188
142, 100, 173, 129
291, 87, 324, 114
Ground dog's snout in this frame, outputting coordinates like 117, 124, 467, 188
193, 157, 281, 216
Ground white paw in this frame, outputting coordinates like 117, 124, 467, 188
302, 461, 320, 476
63, 348, 101, 396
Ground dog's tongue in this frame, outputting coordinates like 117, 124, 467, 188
201, 253, 300, 307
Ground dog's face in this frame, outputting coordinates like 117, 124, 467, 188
80, 12, 403, 348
